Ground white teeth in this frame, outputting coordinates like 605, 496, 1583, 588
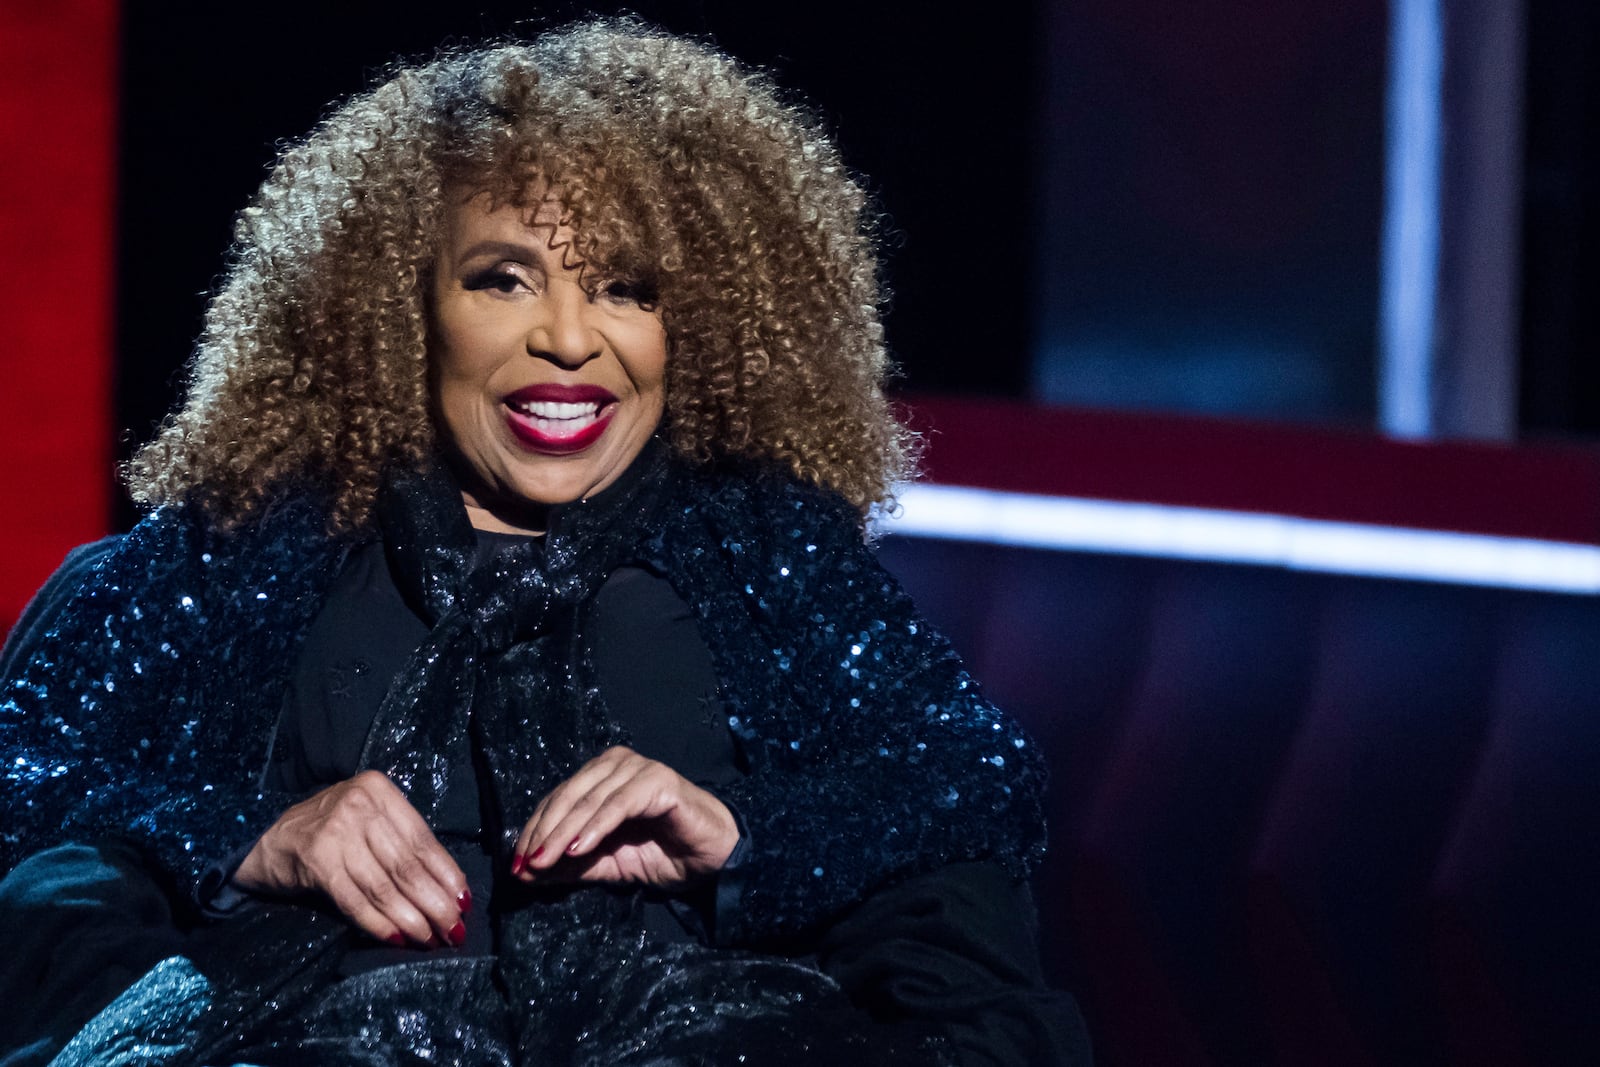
506, 398, 606, 438
524, 414, 595, 435
508, 400, 602, 420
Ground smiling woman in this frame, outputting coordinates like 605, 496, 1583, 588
432, 191, 670, 533
117, 22, 912, 536
0, 18, 1087, 1066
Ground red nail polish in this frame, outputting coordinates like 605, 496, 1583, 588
386, 932, 406, 947
531, 845, 545, 861
567, 836, 581, 854
458, 888, 472, 914
447, 921, 466, 947
511, 854, 525, 874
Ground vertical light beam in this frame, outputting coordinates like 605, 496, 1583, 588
1379, 0, 1444, 438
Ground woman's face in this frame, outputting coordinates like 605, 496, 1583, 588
431, 192, 667, 531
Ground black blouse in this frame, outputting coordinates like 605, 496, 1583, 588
252, 531, 744, 970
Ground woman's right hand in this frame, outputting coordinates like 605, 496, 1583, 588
234, 770, 469, 948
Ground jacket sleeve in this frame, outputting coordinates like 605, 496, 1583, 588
660, 469, 1049, 946
819, 861, 1093, 1066
0, 508, 303, 892
0, 536, 122, 680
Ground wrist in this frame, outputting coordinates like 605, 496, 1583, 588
232, 836, 275, 892
690, 785, 742, 877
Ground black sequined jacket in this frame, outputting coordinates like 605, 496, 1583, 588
0, 455, 1050, 1053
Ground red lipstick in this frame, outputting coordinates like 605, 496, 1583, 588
502, 384, 618, 454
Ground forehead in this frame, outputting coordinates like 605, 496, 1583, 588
435, 191, 588, 276
432, 178, 657, 278
444, 187, 565, 236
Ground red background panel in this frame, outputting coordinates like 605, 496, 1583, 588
0, 1, 119, 635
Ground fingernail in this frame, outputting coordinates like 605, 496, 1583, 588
566, 836, 581, 854
386, 932, 406, 947
511, 854, 525, 874
531, 845, 545, 861
447, 921, 466, 947
457, 888, 472, 914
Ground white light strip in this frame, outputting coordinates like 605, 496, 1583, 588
1378, 0, 1443, 437
879, 485, 1600, 595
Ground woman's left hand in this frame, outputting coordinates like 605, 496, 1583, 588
512, 746, 738, 889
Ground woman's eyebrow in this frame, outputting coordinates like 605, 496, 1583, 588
453, 239, 544, 265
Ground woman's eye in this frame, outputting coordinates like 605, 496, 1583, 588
465, 267, 529, 295
598, 278, 658, 306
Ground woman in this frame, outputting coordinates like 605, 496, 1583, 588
0, 20, 1088, 1066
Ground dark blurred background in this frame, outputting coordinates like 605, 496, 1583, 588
112, 1, 1600, 524
5, 3, 1599, 1063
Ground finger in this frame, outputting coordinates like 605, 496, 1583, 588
422, 848, 474, 917
538, 762, 678, 866
517, 747, 639, 871
364, 818, 465, 945
326, 852, 435, 947
573, 778, 738, 882
390, 812, 471, 918
522, 757, 648, 871
561, 830, 671, 885
321, 869, 409, 946
349, 849, 435, 946
360, 773, 471, 916
512, 794, 553, 876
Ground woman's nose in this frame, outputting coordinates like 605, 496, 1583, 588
526, 284, 599, 367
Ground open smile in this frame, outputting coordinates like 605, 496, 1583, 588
502, 384, 618, 454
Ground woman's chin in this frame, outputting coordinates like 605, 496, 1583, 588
470, 448, 642, 528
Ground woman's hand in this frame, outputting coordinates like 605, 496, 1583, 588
234, 771, 469, 948
512, 746, 738, 888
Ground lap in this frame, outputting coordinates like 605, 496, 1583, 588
0, 841, 187, 1066
2, 847, 952, 1067
226, 945, 944, 1066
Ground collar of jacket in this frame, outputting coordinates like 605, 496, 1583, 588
373, 435, 676, 626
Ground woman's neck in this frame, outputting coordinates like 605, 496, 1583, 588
460, 495, 548, 537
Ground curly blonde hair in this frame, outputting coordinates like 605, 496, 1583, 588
126, 19, 916, 533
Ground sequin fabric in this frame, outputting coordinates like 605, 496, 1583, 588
646, 461, 1047, 943
1, 493, 347, 888
1, 449, 1044, 1062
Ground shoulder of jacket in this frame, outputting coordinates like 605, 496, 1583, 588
665, 458, 860, 538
